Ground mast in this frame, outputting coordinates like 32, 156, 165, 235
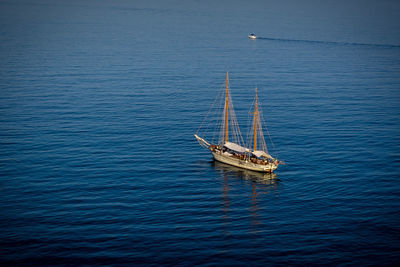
253, 87, 258, 151
224, 72, 229, 143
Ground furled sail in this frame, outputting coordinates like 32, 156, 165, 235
194, 134, 210, 148
252, 150, 273, 159
224, 142, 249, 153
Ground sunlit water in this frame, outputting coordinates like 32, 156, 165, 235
1, 0, 400, 265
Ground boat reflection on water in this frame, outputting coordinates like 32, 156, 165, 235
212, 160, 279, 185
213, 160, 279, 237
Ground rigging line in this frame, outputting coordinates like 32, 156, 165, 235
258, 115, 268, 153
231, 112, 242, 146
259, 101, 277, 156
248, 126, 254, 151
201, 81, 223, 142
255, 87, 268, 153
229, 95, 237, 144
228, 91, 246, 147
196, 82, 225, 135
208, 105, 219, 143
213, 84, 226, 144
246, 95, 257, 149
246, 93, 255, 147
253, 104, 267, 152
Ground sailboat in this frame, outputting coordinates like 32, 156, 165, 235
194, 72, 282, 173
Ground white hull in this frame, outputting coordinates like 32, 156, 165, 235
212, 151, 277, 173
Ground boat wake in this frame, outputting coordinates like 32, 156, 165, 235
256, 36, 400, 48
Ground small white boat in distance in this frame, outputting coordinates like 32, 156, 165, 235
248, 33, 257, 39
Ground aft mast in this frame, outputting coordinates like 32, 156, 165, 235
253, 87, 258, 151
249, 87, 268, 154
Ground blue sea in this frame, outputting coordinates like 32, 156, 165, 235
1, 0, 400, 265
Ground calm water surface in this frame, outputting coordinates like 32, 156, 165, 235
1, 0, 400, 265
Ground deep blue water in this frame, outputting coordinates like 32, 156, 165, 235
1, 0, 400, 265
